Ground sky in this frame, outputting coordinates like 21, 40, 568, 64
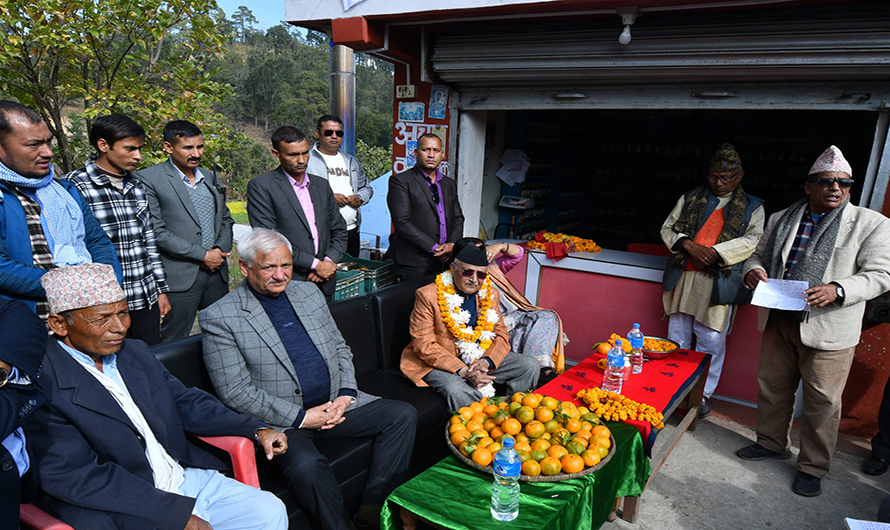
215, 0, 288, 31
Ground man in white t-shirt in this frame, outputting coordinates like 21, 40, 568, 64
306, 114, 373, 256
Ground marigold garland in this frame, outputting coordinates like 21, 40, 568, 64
576, 387, 665, 430
525, 231, 602, 253
436, 271, 499, 397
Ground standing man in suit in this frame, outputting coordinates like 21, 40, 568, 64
0, 100, 121, 320
307, 114, 373, 257
63, 114, 171, 345
200, 228, 416, 530
136, 120, 234, 343
737, 146, 890, 497
247, 127, 347, 299
0, 299, 47, 529
26, 263, 289, 529
387, 133, 465, 282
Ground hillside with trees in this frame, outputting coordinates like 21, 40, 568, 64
0, 2, 393, 200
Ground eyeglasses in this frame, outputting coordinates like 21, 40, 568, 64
814, 177, 854, 189
459, 269, 488, 281
707, 170, 741, 184
323, 129, 344, 138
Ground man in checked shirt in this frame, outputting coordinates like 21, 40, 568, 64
63, 114, 170, 345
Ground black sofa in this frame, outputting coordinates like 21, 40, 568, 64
150, 277, 449, 528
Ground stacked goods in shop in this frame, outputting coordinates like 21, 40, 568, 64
525, 231, 602, 253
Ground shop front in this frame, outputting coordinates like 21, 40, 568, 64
285, 0, 890, 435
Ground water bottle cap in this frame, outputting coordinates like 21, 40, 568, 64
503, 437, 515, 448
633, 323, 640, 328
615, 339, 622, 345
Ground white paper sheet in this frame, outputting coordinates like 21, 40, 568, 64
496, 150, 530, 186
845, 517, 890, 530
751, 279, 810, 311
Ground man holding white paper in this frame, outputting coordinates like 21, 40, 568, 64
737, 146, 890, 498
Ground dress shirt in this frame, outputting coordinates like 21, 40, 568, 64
58, 341, 185, 494
1, 367, 31, 476
285, 172, 329, 270
425, 169, 448, 252
171, 163, 206, 189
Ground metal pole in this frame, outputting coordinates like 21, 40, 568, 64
330, 43, 356, 157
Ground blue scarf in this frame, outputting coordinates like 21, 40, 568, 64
0, 161, 92, 267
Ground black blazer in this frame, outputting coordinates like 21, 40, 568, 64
246, 167, 348, 296
0, 300, 47, 528
386, 166, 465, 268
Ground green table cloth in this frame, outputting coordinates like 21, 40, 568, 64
381, 422, 651, 530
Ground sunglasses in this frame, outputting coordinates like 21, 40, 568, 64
323, 129, 344, 138
459, 269, 488, 281
813, 177, 854, 189
429, 183, 440, 205
707, 170, 741, 184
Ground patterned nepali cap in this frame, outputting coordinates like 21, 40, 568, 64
808, 145, 852, 177
40, 263, 125, 314
709, 143, 743, 173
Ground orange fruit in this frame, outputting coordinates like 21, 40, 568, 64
516, 406, 536, 424
516, 449, 531, 462
575, 429, 592, 441
477, 437, 494, 449
592, 425, 610, 438
472, 447, 493, 467
561, 454, 585, 474
566, 419, 582, 434
530, 449, 548, 462
592, 442, 609, 460
578, 406, 590, 416
458, 440, 474, 457
579, 421, 594, 432
514, 441, 532, 453
488, 442, 502, 454
458, 407, 474, 421
521, 460, 541, 476
489, 426, 505, 440
525, 420, 546, 439
469, 401, 484, 414
502, 418, 522, 436
581, 449, 601, 467
541, 432, 552, 441
597, 358, 608, 371
508, 401, 523, 415
471, 412, 488, 424
535, 407, 554, 423
548, 445, 569, 460
522, 394, 542, 408
515, 433, 530, 443
496, 434, 514, 446
544, 420, 560, 434
540, 456, 562, 476
449, 423, 467, 434
593, 435, 611, 450
449, 415, 463, 425
483, 404, 500, 418
530, 438, 551, 452
566, 440, 587, 455
596, 342, 611, 355
450, 430, 471, 446
483, 419, 498, 433
465, 420, 483, 433
512, 392, 527, 403
541, 396, 560, 410
497, 401, 510, 410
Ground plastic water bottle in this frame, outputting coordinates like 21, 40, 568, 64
491, 437, 521, 521
628, 323, 645, 374
602, 340, 625, 394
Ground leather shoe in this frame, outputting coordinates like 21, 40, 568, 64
863, 456, 889, 476
792, 471, 822, 497
698, 397, 711, 419
736, 443, 792, 461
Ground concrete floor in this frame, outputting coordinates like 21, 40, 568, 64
610, 399, 887, 530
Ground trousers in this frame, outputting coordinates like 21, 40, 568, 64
161, 268, 228, 343
667, 306, 733, 398
423, 351, 540, 410
178, 467, 288, 530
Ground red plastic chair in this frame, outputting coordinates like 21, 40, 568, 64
20, 434, 260, 529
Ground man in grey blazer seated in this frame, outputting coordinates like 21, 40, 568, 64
136, 121, 234, 342
247, 126, 348, 299
200, 228, 417, 530
737, 146, 890, 497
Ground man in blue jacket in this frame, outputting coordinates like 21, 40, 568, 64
0, 101, 121, 321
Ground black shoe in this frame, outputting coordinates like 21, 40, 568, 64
792, 471, 822, 497
698, 397, 711, 419
736, 443, 793, 461
863, 456, 889, 476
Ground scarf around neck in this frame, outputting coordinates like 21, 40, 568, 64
671, 184, 749, 277
0, 160, 92, 267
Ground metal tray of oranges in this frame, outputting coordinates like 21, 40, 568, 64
641, 336, 680, 359
444, 395, 616, 482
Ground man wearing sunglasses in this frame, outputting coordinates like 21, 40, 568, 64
738, 145, 890, 498
307, 115, 373, 257
661, 143, 765, 421
401, 243, 539, 410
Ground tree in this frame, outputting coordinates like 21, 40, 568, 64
230, 6, 258, 44
0, 0, 232, 172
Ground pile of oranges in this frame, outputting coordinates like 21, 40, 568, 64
447, 393, 613, 477
525, 232, 602, 254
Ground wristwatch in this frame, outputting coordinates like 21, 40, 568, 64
833, 283, 845, 304
0, 367, 9, 388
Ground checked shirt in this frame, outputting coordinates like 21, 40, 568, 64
63, 159, 169, 311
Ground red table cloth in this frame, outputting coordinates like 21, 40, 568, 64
537, 349, 709, 454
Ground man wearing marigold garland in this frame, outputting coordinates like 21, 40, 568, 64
401, 243, 539, 410
660, 143, 765, 420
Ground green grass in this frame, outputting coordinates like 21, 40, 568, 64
227, 201, 249, 225
227, 245, 243, 291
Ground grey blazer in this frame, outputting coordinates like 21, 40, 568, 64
246, 167, 347, 295
199, 280, 377, 431
135, 160, 234, 292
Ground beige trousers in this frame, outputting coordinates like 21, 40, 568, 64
754, 312, 855, 478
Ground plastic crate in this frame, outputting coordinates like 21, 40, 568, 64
333, 269, 366, 300
340, 254, 395, 293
